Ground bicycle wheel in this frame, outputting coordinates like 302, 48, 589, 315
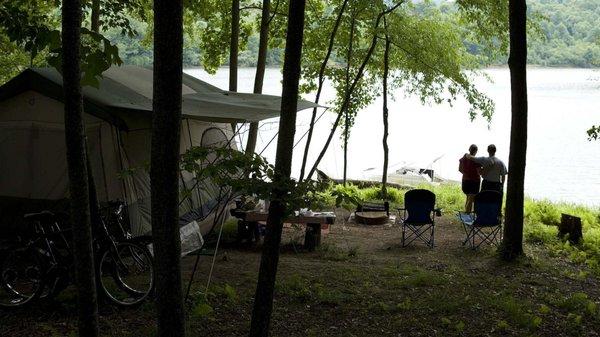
0, 248, 45, 308
97, 242, 153, 306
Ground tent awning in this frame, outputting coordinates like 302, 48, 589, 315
180, 91, 321, 122
0, 66, 324, 127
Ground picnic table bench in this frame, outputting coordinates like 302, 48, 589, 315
230, 209, 335, 251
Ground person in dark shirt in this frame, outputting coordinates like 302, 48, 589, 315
465, 144, 507, 198
459, 144, 481, 212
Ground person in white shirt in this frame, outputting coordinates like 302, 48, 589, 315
465, 144, 507, 198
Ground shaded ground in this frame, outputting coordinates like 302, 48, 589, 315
1, 215, 600, 336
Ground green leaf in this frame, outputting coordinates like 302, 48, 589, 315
192, 302, 214, 318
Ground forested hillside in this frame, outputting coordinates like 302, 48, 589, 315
526, 0, 600, 67
1, 0, 599, 80
109, 0, 600, 68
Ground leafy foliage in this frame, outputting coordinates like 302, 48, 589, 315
588, 125, 600, 141
84, 0, 146, 37
383, 3, 496, 121
527, 0, 600, 67
0, 0, 123, 87
446, 0, 600, 67
180, 146, 327, 215
0, 34, 47, 84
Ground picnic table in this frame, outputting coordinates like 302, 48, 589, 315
230, 209, 336, 251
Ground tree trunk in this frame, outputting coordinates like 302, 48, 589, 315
91, 0, 100, 32
298, 0, 349, 182
501, 0, 528, 261
249, 0, 306, 335
381, 32, 391, 199
86, 153, 102, 235
306, 30, 379, 180
229, 0, 239, 92
245, 0, 271, 155
87, 0, 105, 275
151, 0, 186, 336
61, 0, 99, 336
305, 2, 403, 180
343, 109, 348, 185
229, 0, 240, 131
342, 15, 356, 186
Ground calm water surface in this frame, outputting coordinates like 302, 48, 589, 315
185, 67, 600, 207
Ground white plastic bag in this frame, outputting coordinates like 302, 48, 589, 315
147, 221, 204, 257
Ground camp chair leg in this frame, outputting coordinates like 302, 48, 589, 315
401, 225, 405, 247
430, 225, 435, 248
401, 223, 434, 248
463, 225, 502, 249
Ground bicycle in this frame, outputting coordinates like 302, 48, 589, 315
0, 202, 154, 308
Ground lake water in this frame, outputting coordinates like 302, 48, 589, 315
185, 67, 600, 207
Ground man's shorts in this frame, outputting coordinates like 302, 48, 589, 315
482, 180, 504, 195
462, 180, 480, 195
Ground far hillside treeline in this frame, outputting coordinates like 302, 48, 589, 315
106, 0, 600, 68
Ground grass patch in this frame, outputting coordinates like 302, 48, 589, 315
486, 294, 541, 330
316, 242, 359, 261
556, 292, 599, 318
276, 274, 352, 306
398, 268, 448, 288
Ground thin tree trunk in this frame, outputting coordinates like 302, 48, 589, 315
305, 2, 404, 180
298, 0, 349, 182
91, 0, 100, 32
229, 0, 240, 131
62, 0, 99, 336
501, 0, 528, 261
382, 30, 391, 199
88, 0, 102, 249
342, 15, 356, 186
229, 0, 239, 92
86, 153, 102, 232
151, 0, 186, 336
245, 0, 271, 155
305, 48, 373, 181
343, 110, 349, 185
249, 0, 306, 335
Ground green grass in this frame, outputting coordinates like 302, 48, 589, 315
523, 198, 600, 273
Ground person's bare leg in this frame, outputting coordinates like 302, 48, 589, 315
464, 195, 470, 212
465, 194, 475, 213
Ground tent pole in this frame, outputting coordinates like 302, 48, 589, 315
97, 126, 110, 200
112, 125, 129, 203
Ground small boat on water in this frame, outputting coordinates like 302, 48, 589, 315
383, 166, 444, 186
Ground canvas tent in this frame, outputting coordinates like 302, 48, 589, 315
0, 65, 318, 236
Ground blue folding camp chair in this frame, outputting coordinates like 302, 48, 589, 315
398, 189, 440, 248
458, 190, 503, 249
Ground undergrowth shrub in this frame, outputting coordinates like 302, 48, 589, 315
360, 186, 404, 206
416, 183, 463, 211
523, 198, 600, 273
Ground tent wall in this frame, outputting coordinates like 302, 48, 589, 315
0, 90, 236, 237
119, 118, 235, 236
0, 91, 123, 202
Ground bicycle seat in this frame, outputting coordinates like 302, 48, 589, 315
23, 210, 56, 222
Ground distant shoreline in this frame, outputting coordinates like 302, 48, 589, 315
184, 65, 600, 71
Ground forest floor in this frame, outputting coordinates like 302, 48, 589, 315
1, 214, 600, 337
